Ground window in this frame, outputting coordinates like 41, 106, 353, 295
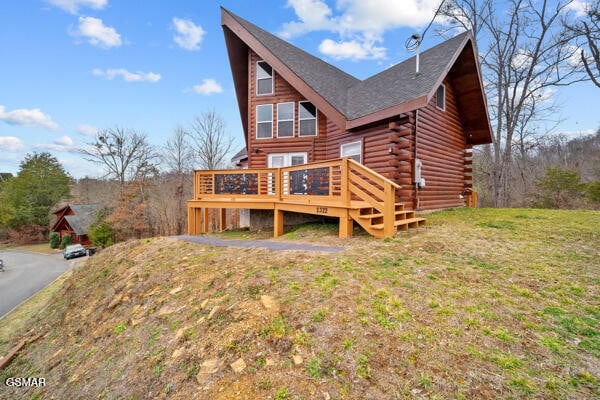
436, 84, 446, 111
277, 102, 294, 138
268, 153, 307, 167
299, 101, 317, 136
256, 61, 273, 95
341, 141, 362, 163
256, 104, 273, 139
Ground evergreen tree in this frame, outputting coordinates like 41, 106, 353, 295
1, 152, 71, 231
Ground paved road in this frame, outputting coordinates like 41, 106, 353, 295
176, 235, 345, 253
0, 251, 79, 319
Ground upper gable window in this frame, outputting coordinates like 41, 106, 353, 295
299, 101, 317, 137
256, 104, 273, 139
256, 61, 273, 95
436, 84, 446, 111
277, 102, 294, 138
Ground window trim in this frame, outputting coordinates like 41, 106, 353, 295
256, 60, 274, 96
256, 104, 273, 139
267, 152, 307, 167
298, 100, 318, 137
340, 140, 363, 163
436, 84, 446, 111
277, 102, 295, 138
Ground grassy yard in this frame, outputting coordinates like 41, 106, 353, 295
1, 208, 598, 399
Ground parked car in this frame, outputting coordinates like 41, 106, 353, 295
0, 258, 4, 272
63, 244, 87, 260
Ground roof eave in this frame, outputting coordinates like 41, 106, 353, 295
346, 96, 428, 130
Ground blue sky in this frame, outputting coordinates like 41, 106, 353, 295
1, 0, 599, 178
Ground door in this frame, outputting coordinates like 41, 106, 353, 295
267, 153, 307, 194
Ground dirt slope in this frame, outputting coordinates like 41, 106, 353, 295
1, 208, 599, 399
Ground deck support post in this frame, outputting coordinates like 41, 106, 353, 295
274, 208, 284, 237
202, 208, 209, 233
187, 206, 195, 234
219, 208, 227, 232
339, 210, 353, 238
383, 182, 396, 238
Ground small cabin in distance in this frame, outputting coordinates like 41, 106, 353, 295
188, 8, 492, 239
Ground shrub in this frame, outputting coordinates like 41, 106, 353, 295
532, 167, 584, 209
49, 232, 60, 249
89, 221, 114, 248
60, 234, 72, 249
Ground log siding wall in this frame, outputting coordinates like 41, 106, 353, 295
415, 79, 467, 210
247, 50, 327, 168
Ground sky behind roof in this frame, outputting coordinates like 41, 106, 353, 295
1, 0, 599, 178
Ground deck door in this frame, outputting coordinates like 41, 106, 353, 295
267, 153, 307, 194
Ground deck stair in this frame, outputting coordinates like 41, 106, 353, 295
350, 202, 426, 238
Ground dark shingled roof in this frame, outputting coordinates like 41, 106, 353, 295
64, 204, 102, 235
223, 8, 470, 121
346, 32, 470, 119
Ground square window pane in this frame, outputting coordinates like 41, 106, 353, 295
257, 104, 272, 122
299, 119, 316, 136
278, 121, 294, 137
277, 103, 294, 120
257, 78, 273, 95
291, 155, 306, 165
299, 102, 316, 119
257, 122, 272, 138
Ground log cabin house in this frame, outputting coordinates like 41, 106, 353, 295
51, 204, 101, 246
187, 8, 492, 239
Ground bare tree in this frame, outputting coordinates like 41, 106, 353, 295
188, 110, 234, 170
81, 127, 160, 186
160, 126, 194, 234
565, 1, 600, 87
441, 0, 588, 207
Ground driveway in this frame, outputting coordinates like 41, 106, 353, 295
0, 250, 79, 319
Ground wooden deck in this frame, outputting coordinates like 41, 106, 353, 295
187, 158, 426, 238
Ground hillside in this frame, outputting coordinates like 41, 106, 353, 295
1, 208, 599, 399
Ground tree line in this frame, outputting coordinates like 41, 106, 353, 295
0, 110, 234, 244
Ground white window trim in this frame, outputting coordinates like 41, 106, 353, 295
256, 60, 274, 96
298, 100, 318, 137
341, 140, 363, 163
256, 104, 273, 139
277, 102, 295, 138
268, 152, 307, 167
436, 84, 446, 111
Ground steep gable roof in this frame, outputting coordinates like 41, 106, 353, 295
222, 8, 492, 145
51, 204, 101, 235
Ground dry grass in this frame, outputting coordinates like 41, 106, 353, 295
4, 243, 59, 255
1, 208, 598, 399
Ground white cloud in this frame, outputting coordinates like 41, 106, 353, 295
46, 0, 107, 14
74, 16, 122, 48
193, 79, 223, 95
77, 124, 99, 136
54, 135, 74, 146
319, 38, 386, 60
172, 17, 205, 51
280, 0, 334, 38
0, 105, 59, 130
93, 68, 161, 82
565, 0, 590, 16
281, 0, 444, 60
0, 136, 25, 152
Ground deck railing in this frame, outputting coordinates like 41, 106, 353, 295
192, 158, 402, 237
194, 158, 398, 206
